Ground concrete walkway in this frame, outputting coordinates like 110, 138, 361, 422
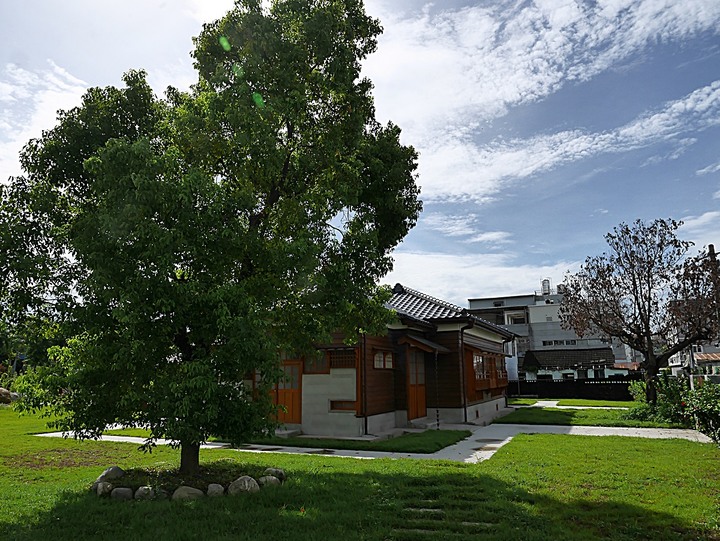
35, 406, 712, 464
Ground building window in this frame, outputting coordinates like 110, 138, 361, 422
692, 344, 703, 353
374, 351, 394, 369
330, 400, 356, 411
493, 300, 504, 307
329, 349, 356, 368
506, 311, 527, 325
542, 340, 553, 346
546, 316, 553, 322
473, 353, 487, 379
304, 351, 330, 374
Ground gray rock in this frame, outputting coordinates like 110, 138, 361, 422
9, 391, 19, 402
110, 487, 134, 501
134, 486, 155, 500
172, 485, 205, 501
207, 483, 225, 497
258, 475, 281, 487
0, 388, 11, 404
91, 465, 126, 492
96, 482, 114, 497
227, 475, 260, 495
263, 468, 286, 482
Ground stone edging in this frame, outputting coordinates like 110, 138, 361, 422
91, 465, 287, 501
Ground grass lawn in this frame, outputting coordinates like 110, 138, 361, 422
507, 398, 636, 408
2, 405, 718, 540
103, 427, 471, 454
495, 407, 682, 428
556, 398, 635, 408
507, 397, 540, 405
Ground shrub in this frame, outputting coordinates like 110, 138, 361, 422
0, 367, 16, 391
621, 375, 689, 426
685, 381, 720, 444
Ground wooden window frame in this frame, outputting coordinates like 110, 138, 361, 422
329, 399, 356, 411
373, 350, 394, 369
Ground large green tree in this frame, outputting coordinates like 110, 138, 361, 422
559, 219, 719, 404
2, 0, 421, 474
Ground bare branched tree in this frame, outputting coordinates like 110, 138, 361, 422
559, 219, 719, 403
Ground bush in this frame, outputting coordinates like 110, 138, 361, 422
0, 367, 16, 391
685, 381, 720, 444
621, 375, 690, 426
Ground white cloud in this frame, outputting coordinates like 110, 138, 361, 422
0, 62, 87, 183
423, 213, 479, 237
420, 80, 720, 201
184, 0, 234, 24
384, 250, 578, 305
363, 1, 720, 202
679, 211, 720, 252
697, 161, 720, 175
464, 231, 513, 244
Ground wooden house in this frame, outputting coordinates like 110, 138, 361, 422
273, 284, 515, 437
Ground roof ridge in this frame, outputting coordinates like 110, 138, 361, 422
394, 283, 465, 315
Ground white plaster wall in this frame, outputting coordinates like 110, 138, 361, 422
433, 396, 506, 426
301, 369, 360, 437
366, 412, 398, 435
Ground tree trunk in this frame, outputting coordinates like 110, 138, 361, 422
644, 371, 657, 405
179, 442, 200, 476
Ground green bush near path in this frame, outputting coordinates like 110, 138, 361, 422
1, 406, 718, 540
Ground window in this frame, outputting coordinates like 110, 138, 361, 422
546, 316, 553, 322
304, 351, 329, 374
506, 311, 527, 325
542, 340, 553, 346
493, 300, 504, 307
374, 351, 394, 369
473, 353, 487, 379
330, 400, 356, 411
568, 339, 576, 345
692, 344, 704, 353
329, 349, 356, 368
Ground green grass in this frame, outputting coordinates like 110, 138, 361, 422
495, 407, 682, 428
508, 398, 635, 408
2, 405, 719, 540
507, 397, 540, 405
556, 398, 635, 408
103, 427, 471, 454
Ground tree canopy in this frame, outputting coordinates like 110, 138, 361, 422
1, 0, 421, 474
559, 218, 719, 402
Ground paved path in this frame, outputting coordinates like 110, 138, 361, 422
36, 409, 712, 464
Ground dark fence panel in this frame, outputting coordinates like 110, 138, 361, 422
507, 376, 642, 401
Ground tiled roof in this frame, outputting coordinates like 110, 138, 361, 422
696, 352, 720, 362
387, 284, 514, 338
388, 284, 467, 320
521, 348, 615, 370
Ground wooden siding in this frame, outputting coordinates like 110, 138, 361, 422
360, 335, 396, 416
425, 331, 464, 408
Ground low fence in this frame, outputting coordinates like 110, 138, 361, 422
507, 376, 642, 401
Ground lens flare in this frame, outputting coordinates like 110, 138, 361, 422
252, 92, 265, 108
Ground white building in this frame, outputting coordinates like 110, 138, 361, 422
468, 280, 642, 380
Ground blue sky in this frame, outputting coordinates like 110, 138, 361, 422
1, 0, 719, 305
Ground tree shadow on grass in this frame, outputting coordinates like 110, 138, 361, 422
1, 455, 716, 541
